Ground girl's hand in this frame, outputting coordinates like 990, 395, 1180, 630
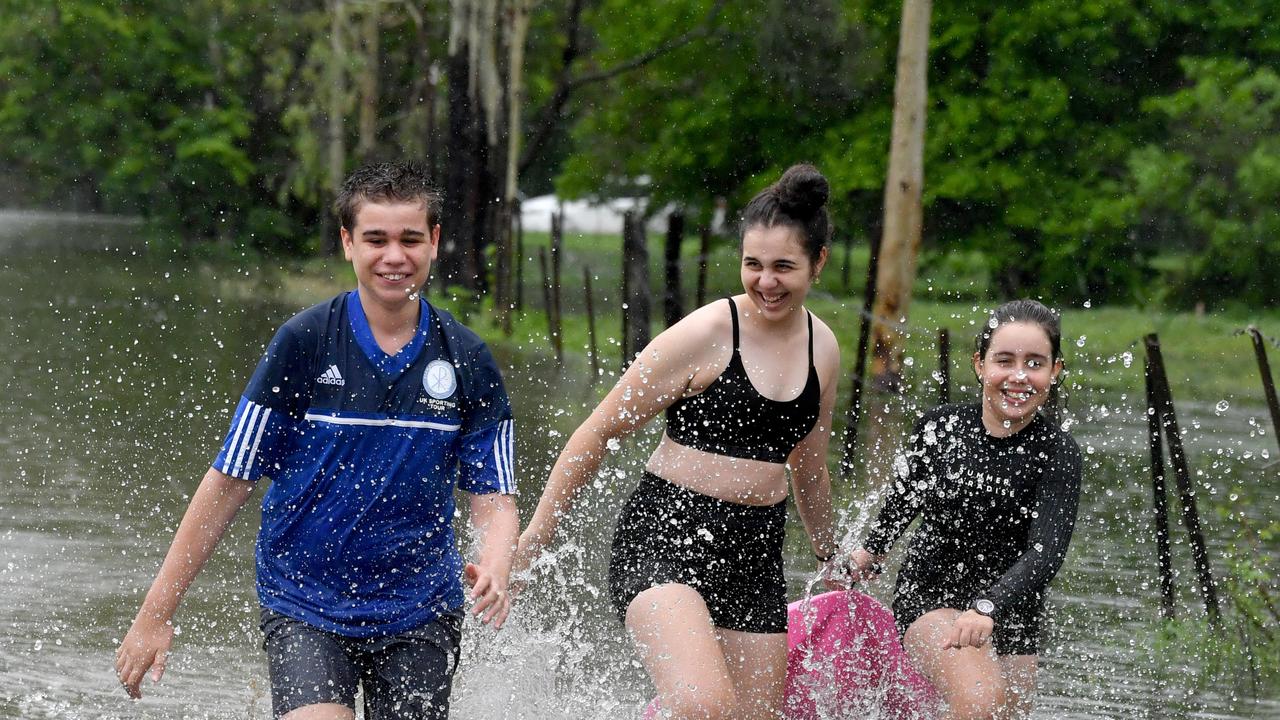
463, 562, 511, 629
818, 553, 850, 591
943, 609, 995, 650
847, 547, 884, 583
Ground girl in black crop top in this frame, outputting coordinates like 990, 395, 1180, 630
515, 164, 845, 719
850, 299, 1082, 720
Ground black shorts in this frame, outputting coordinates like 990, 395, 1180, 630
608, 471, 788, 634
259, 607, 464, 719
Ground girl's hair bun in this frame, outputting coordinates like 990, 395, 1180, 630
775, 163, 829, 219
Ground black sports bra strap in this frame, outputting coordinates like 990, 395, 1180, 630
726, 297, 740, 350
806, 311, 814, 366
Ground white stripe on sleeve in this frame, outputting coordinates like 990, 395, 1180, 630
231, 402, 264, 476
221, 402, 255, 475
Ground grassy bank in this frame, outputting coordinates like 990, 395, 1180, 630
268, 232, 1280, 410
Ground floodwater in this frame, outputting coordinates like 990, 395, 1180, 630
1, 239, 1277, 718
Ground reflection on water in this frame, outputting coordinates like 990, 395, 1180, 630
0, 246, 1277, 719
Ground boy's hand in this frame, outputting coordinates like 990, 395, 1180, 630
114, 615, 174, 699
463, 562, 510, 629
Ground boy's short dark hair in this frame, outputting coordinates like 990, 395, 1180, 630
334, 161, 442, 231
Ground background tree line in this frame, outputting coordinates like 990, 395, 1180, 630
1, 0, 1277, 307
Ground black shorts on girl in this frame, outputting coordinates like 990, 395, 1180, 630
608, 472, 788, 634
259, 607, 463, 719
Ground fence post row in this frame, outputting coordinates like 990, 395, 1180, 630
1143, 333, 1221, 624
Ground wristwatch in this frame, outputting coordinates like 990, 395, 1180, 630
971, 598, 996, 616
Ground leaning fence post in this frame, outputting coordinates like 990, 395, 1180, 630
1246, 326, 1280, 457
1144, 333, 1220, 623
1145, 351, 1177, 620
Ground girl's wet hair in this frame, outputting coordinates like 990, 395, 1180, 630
739, 163, 833, 265
976, 298, 1065, 415
334, 161, 442, 232
975, 299, 1063, 361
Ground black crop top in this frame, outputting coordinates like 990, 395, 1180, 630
664, 298, 821, 463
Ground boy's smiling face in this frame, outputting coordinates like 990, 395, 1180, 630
341, 200, 439, 311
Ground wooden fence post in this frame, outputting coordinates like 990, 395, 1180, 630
664, 211, 685, 327
584, 266, 600, 380
621, 211, 651, 370
1246, 326, 1280, 457
1145, 352, 1177, 620
514, 198, 525, 313
936, 328, 951, 406
696, 223, 712, 308
1144, 333, 1220, 623
539, 247, 562, 366
551, 211, 564, 350
838, 229, 883, 478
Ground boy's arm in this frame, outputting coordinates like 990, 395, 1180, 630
463, 493, 519, 629
114, 467, 255, 699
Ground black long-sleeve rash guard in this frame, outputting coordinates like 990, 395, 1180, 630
863, 403, 1082, 614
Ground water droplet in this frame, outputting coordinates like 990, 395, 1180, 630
1076, 336, 1086, 348
1215, 400, 1229, 414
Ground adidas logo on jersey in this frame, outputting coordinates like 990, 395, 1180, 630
317, 364, 345, 386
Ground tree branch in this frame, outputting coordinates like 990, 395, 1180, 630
517, 0, 726, 177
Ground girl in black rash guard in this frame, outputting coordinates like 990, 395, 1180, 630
850, 299, 1082, 720
514, 165, 845, 720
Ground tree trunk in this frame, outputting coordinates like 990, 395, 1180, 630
494, 0, 534, 333
322, 0, 347, 256
866, 0, 931, 476
356, 5, 380, 163
443, 0, 503, 294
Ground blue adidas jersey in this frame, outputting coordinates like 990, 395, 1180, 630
212, 291, 515, 638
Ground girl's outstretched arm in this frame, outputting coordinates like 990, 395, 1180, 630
514, 307, 722, 575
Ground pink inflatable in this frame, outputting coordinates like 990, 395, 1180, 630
642, 590, 938, 719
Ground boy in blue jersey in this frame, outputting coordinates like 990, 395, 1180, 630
115, 162, 519, 719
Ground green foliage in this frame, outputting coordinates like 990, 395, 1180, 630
555, 0, 1280, 306
1127, 58, 1280, 308
3, 0, 1280, 308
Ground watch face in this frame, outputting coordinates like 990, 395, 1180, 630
974, 599, 995, 615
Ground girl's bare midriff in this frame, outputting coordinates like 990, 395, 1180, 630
645, 433, 790, 506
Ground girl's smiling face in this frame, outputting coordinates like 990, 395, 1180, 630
973, 321, 1063, 435
740, 224, 826, 321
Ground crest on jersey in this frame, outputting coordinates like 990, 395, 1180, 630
423, 360, 457, 399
